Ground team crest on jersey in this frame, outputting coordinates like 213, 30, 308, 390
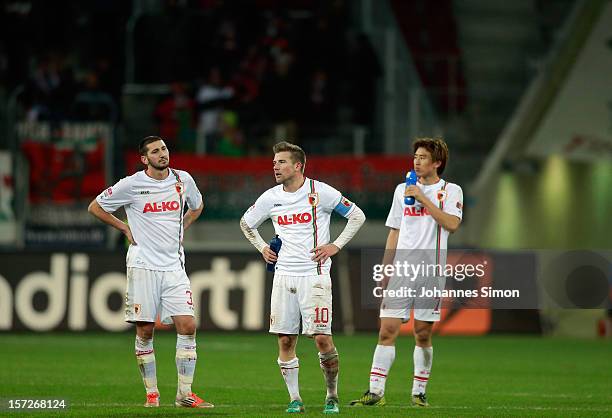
437, 190, 447, 202
341, 197, 352, 207
308, 192, 319, 207
175, 181, 184, 195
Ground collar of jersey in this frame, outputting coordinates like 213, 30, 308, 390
281, 177, 308, 194
418, 178, 444, 188
141, 168, 173, 182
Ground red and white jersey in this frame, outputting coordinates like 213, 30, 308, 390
243, 177, 355, 276
96, 169, 203, 271
386, 179, 463, 264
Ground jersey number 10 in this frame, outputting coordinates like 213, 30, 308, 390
313, 307, 329, 324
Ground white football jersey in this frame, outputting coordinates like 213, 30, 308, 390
243, 178, 355, 276
96, 169, 203, 271
386, 179, 463, 265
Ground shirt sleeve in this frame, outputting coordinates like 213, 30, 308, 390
384, 184, 404, 229
242, 192, 272, 229
317, 181, 344, 213
183, 172, 203, 210
443, 184, 463, 220
95, 177, 133, 213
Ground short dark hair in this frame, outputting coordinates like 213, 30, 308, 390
139, 136, 164, 156
412, 137, 449, 175
273, 141, 306, 173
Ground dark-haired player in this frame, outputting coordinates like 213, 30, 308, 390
351, 137, 463, 408
88, 136, 212, 408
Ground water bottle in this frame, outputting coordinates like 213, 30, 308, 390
404, 170, 418, 205
267, 235, 282, 272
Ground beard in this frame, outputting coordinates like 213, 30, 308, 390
149, 159, 169, 170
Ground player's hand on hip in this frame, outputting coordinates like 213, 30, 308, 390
405, 185, 426, 203
121, 225, 137, 245
310, 244, 339, 263
262, 246, 278, 263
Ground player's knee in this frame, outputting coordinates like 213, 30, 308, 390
174, 317, 196, 335
180, 321, 196, 336
278, 335, 295, 353
137, 323, 155, 340
414, 328, 432, 345
378, 324, 399, 344
314, 334, 333, 352
182, 325, 196, 336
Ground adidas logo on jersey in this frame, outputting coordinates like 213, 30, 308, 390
277, 212, 312, 225
404, 206, 430, 217
143, 200, 180, 213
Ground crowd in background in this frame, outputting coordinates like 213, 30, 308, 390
1, 1, 128, 121
139, 0, 381, 155
1, 0, 382, 155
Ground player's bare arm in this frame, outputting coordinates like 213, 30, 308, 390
380, 228, 399, 290
183, 202, 204, 231
239, 216, 276, 263
88, 199, 136, 244
311, 205, 366, 263
404, 185, 461, 233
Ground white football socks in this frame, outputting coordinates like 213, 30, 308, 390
135, 336, 158, 394
369, 344, 395, 396
278, 357, 301, 401
412, 346, 433, 395
175, 334, 197, 397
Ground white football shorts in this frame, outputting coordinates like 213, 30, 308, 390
124, 267, 195, 324
379, 274, 445, 322
269, 273, 333, 336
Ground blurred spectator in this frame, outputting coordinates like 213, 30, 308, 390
24, 52, 76, 122
348, 33, 381, 129
216, 110, 244, 156
212, 19, 242, 76
302, 68, 334, 126
260, 52, 298, 142
154, 82, 196, 151
195, 67, 234, 154
260, 14, 291, 62
233, 45, 266, 103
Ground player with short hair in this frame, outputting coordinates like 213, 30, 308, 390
240, 141, 366, 414
350, 137, 463, 407
88, 136, 213, 408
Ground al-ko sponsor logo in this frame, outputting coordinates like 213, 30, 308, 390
0, 254, 266, 331
143, 200, 180, 213
277, 212, 312, 225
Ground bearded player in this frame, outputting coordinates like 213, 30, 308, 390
88, 136, 213, 408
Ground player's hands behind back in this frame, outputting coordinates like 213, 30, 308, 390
310, 244, 339, 263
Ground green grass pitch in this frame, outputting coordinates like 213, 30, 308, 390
1, 333, 611, 416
